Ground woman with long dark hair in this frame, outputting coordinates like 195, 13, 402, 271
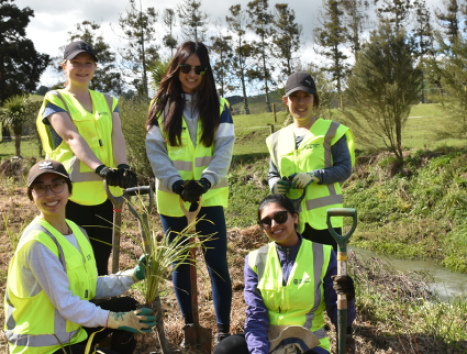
145, 41, 234, 344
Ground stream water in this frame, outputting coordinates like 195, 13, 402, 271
350, 247, 467, 301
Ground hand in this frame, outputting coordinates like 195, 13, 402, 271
172, 180, 187, 195
117, 164, 137, 189
180, 179, 209, 204
132, 254, 152, 282
332, 275, 355, 301
290, 172, 319, 189
107, 308, 157, 334
96, 165, 122, 187
273, 178, 291, 195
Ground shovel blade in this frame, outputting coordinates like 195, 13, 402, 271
184, 325, 212, 354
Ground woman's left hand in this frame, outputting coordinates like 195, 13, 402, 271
290, 172, 320, 189
331, 275, 355, 301
181, 179, 210, 203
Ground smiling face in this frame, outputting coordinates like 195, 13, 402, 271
178, 54, 203, 93
31, 173, 71, 219
62, 52, 97, 87
282, 90, 314, 120
259, 202, 300, 247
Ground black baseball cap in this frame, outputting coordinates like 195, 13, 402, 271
64, 41, 98, 62
285, 72, 316, 97
28, 160, 70, 187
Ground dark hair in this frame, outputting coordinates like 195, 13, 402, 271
257, 194, 298, 221
312, 92, 320, 108
28, 178, 73, 201
145, 41, 220, 147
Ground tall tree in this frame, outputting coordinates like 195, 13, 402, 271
118, 0, 159, 96
343, 25, 421, 161
0, 0, 49, 104
163, 9, 178, 57
177, 0, 208, 42
272, 4, 302, 79
342, 0, 370, 62
412, 0, 434, 103
375, 0, 413, 33
314, 0, 348, 109
210, 24, 233, 97
434, 0, 461, 46
247, 0, 275, 112
67, 21, 121, 94
226, 4, 255, 114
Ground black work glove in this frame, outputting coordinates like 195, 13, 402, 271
95, 165, 122, 187
180, 179, 210, 204
172, 180, 187, 195
117, 164, 137, 189
332, 275, 355, 301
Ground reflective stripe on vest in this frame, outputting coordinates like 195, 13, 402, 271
249, 241, 332, 350
36, 89, 122, 205
5, 220, 95, 353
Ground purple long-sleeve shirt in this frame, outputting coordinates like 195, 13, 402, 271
244, 235, 356, 354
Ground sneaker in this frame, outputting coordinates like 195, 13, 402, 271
214, 332, 231, 345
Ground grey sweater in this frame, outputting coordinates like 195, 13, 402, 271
145, 94, 235, 191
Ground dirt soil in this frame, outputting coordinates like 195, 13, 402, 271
0, 186, 463, 354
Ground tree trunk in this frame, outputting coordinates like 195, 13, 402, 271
2, 125, 11, 142
241, 71, 250, 115
13, 125, 22, 157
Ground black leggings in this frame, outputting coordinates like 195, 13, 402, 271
66, 199, 113, 275
52, 297, 137, 354
301, 223, 342, 252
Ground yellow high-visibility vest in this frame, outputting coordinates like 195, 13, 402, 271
154, 98, 229, 217
248, 240, 332, 352
36, 89, 122, 206
266, 119, 355, 231
5, 218, 98, 354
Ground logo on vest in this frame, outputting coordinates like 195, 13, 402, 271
99, 112, 109, 116
87, 254, 91, 260
39, 161, 53, 170
303, 143, 320, 150
293, 277, 311, 285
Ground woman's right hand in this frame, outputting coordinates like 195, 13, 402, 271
273, 178, 291, 195
106, 308, 157, 334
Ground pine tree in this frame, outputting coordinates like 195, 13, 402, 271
412, 0, 434, 103
163, 9, 178, 57
247, 0, 275, 112
177, 0, 208, 42
342, 0, 370, 62
434, 0, 461, 46
210, 24, 233, 97
344, 25, 421, 161
226, 4, 256, 115
67, 21, 121, 94
272, 4, 302, 80
118, 0, 159, 96
375, 0, 413, 33
314, 0, 348, 109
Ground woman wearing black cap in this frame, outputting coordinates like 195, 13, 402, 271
4, 160, 155, 354
266, 72, 355, 252
36, 41, 137, 275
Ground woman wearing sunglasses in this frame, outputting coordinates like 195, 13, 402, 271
145, 41, 234, 344
214, 194, 356, 354
36, 41, 137, 276
4, 160, 156, 354
267, 72, 355, 252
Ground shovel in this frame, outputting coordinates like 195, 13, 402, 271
326, 208, 358, 354
124, 186, 173, 354
179, 197, 212, 354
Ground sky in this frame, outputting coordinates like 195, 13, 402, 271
15, 0, 446, 92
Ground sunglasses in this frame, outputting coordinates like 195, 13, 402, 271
258, 211, 289, 229
178, 64, 207, 76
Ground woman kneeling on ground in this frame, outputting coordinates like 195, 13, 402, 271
4, 160, 156, 354
214, 194, 356, 354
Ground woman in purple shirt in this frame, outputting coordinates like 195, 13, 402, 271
214, 195, 356, 354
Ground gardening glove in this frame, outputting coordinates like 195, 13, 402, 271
107, 308, 157, 334
172, 179, 188, 195
272, 177, 291, 195
132, 254, 151, 282
181, 179, 210, 204
95, 165, 122, 187
290, 172, 320, 189
332, 275, 355, 301
117, 164, 137, 189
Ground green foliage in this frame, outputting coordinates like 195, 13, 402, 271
176, 0, 208, 42
0, 0, 49, 104
342, 0, 369, 62
434, 0, 462, 46
148, 58, 171, 92
343, 25, 422, 160
162, 9, 177, 56
376, 0, 413, 33
210, 25, 233, 97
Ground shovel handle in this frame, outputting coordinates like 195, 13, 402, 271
179, 197, 202, 233
104, 180, 125, 274
326, 208, 357, 254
